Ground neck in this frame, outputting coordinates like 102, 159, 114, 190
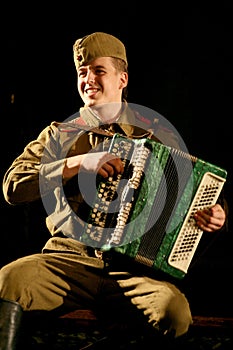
89, 102, 123, 123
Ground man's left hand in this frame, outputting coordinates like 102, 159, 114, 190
194, 204, 226, 232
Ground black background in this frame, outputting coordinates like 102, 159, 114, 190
0, 2, 232, 316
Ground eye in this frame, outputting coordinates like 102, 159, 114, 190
95, 68, 105, 75
78, 70, 86, 78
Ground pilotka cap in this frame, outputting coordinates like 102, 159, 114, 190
73, 32, 128, 71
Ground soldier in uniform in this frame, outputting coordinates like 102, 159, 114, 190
0, 32, 227, 349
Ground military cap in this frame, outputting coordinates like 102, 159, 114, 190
73, 32, 128, 71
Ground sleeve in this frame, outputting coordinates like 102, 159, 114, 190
2, 122, 66, 205
216, 189, 229, 232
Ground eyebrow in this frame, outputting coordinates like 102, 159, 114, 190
79, 64, 107, 72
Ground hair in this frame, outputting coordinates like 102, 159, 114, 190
110, 57, 128, 101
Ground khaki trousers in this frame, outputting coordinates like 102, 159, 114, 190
0, 252, 192, 337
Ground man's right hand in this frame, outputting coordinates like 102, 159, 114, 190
63, 151, 124, 179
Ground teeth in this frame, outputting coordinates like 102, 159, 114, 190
86, 88, 98, 93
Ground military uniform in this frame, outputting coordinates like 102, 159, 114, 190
1, 103, 193, 338
0, 33, 194, 347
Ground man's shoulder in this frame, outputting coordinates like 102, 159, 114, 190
132, 110, 180, 149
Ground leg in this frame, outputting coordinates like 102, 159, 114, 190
116, 274, 193, 338
0, 252, 105, 347
0, 252, 104, 312
0, 298, 23, 350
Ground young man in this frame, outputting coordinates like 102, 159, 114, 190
1, 32, 227, 348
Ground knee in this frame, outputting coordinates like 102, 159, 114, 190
162, 282, 193, 337
0, 260, 31, 302
121, 277, 192, 338
0, 263, 19, 294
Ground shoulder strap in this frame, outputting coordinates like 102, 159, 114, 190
57, 116, 115, 137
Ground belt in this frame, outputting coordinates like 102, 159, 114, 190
87, 247, 113, 268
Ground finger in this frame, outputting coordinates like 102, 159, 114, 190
107, 158, 124, 174
196, 208, 225, 227
102, 162, 115, 177
196, 218, 222, 232
97, 167, 109, 178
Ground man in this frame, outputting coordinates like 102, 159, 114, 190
1, 32, 227, 349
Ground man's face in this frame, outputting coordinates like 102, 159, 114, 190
77, 57, 128, 107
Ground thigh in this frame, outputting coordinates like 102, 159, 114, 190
0, 252, 103, 312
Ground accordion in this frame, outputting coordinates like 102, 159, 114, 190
81, 134, 227, 279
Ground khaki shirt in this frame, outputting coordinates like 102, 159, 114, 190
2, 104, 181, 258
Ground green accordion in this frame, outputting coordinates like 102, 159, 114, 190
82, 134, 227, 279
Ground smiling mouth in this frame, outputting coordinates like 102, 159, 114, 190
85, 88, 99, 95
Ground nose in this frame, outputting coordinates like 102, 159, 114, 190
86, 70, 95, 84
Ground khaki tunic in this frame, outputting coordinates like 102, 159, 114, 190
1, 104, 193, 337
3, 104, 181, 262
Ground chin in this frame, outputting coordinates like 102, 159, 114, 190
84, 100, 95, 107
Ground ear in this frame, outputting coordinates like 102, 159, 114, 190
119, 72, 128, 89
